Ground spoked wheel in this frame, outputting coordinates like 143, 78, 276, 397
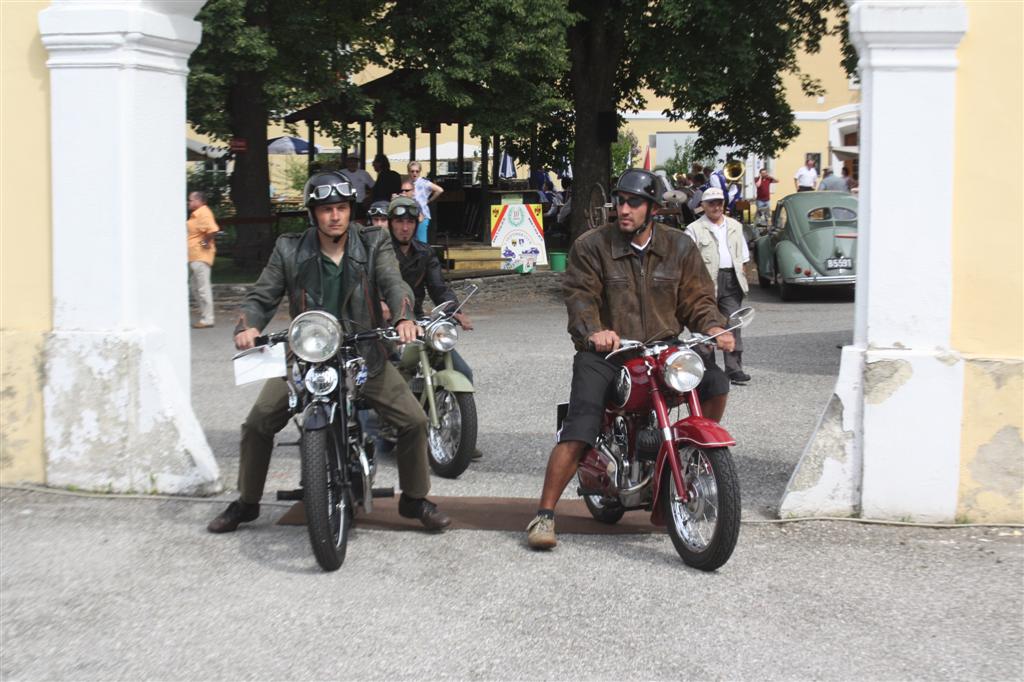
661, 446, 741, 571
582, 492, 625, 524
300, 427, 351, 572
425, 389, 477, 479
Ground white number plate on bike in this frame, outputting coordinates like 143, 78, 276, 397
826, 257, 852, 270
232, 344, 286, 386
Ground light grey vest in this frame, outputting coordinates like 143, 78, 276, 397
685, 215, 749, 295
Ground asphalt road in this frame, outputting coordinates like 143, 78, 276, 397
3, 275, 1022, 680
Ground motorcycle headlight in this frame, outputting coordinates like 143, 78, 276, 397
425, 320, 459, 352
662, 349, 704, 393
288, 311, 342, 363
304, 365, 339, 396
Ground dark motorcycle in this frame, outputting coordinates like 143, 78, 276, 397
568, 308, 754, 571
248, 313, 398, 571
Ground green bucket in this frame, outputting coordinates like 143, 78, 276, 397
549, 251, 567, 273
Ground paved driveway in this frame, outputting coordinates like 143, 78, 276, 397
3, 276, 1022, 680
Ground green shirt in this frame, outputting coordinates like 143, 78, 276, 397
320, 253, 344, 318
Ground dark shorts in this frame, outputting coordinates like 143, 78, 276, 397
557, 349, 729, 447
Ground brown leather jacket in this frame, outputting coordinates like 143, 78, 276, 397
564, 222, 725, 351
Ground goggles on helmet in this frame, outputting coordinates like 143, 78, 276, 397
389, 205, 421, 219
308, 182, 353, 201
367, 206, 388, 217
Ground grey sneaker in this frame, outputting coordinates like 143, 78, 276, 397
526, 514, 556, 550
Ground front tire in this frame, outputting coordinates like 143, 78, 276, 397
425, 389, 477, 479
661, 447, 741, 571
301, 427, 351, 572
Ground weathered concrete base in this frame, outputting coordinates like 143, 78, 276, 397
779, 345, 863, 517
860, 348, 964, 522
44, 331, 221, 495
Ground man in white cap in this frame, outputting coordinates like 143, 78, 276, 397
685, 186, 751, 385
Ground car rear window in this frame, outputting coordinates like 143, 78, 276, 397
806, 206, 857, 225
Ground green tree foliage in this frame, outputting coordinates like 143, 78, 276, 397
187, 0, 379, 268
610, 129, 640, 179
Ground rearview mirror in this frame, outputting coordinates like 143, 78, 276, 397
729, 307, 755, 328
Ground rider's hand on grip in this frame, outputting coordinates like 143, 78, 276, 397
395, 319, 421, 344
588, 330, 621, 353
234, 327, 261, 351
708, 328, 736, 352
454, 311, 473, 331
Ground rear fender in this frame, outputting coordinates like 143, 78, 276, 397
649, 417, 736, 526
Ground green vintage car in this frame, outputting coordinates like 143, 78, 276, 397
753, 191, 858, 300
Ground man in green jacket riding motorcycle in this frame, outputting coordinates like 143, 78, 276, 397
207, 170, 451, 533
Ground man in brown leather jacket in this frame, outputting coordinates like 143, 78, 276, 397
207, 170, 451, 534
526, 169, 735, 550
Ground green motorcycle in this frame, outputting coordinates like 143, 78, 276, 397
394, 284, 478, 479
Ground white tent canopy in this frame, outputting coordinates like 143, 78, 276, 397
386, 141, 481, 162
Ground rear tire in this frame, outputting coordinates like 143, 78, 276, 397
661, 447, 741, 571
301, 427, 351, 572
426, 389, 477, 479
582, 494, 625, 524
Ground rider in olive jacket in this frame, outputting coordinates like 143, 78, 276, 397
208, 170, 452, 535
234, 215, 414, 379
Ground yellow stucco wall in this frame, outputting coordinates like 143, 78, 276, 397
1, 1, 51, 484
952, 1, 1024, 522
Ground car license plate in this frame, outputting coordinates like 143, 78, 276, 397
827, 257, 852, 270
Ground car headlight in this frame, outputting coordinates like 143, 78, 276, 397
288, 311, 342, 363
662, 349, 704, 393
304, 365, 339, 396
425, 320, 459, 352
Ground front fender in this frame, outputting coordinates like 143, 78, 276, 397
432, 368, 474, 393
672, 416, 736, 448
650, 416, 736, 527
302, 402, 330, 431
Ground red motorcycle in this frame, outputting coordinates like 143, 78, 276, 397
565, 308, 754, 571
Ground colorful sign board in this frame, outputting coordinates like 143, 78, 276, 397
490, 203, 547, 269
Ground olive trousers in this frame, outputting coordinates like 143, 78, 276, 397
237, 362, 431, 504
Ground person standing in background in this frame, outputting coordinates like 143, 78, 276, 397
407, 160, 444, 244
794, 157, 818, 192
186, 191, 220, 329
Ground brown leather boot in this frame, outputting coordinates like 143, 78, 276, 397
207, 500, 260, 533
398, 494, 451, 531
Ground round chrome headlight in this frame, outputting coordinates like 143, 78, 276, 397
662, 349, 705, 393
425, 320, 459, 352
288, 311, 342, 363
304, 365, 339, 396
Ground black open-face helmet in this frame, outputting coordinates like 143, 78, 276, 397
303, 170, 355, 225
612, 169, 662, 206
367, 201, 389, 218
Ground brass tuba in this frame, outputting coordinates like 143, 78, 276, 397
724, 159, 745, 183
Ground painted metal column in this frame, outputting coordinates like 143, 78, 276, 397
39, 0, 220, 495
780, 1, 967, 521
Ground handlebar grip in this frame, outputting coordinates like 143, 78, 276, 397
254, 335, 269, 347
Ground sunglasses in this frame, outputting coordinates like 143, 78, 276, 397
614, 195, 647, 208
308, 182, 353, 200
390, 205, 421, 219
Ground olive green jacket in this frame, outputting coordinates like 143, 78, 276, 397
235, 225, 415, 377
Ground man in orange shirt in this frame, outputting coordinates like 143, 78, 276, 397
186, 191, 220, 328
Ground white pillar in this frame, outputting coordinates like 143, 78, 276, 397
781, 1, 966, 521
40, 1, 220, 495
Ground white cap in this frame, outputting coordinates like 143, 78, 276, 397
701, 187, 725, 202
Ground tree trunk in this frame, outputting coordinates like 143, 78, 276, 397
567, 0, 626, 243
228, 71, 273, 273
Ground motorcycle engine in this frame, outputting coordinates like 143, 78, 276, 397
636, 426, 661, 461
